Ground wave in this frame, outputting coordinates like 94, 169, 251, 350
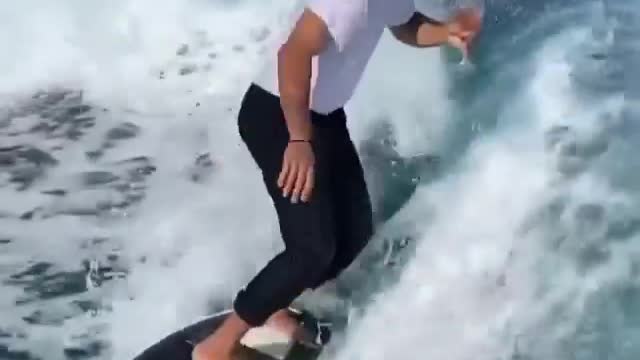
1, 1, 638, 359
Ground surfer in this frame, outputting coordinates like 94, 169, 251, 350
193, 1, 482, 359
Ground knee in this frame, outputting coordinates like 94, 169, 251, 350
308, 241, 335, 269
295, 240, 336, 285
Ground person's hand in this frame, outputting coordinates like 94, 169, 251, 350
277, 141, 315, 203
446, 8, 483, 59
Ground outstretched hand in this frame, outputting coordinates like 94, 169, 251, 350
446, 8, 483, 59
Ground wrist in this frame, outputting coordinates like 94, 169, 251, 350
282, 110, 313, 142
288, 127, 313, 142
444, 22, 458, 38
431, 24, 452, 46
289, 138, 312, 144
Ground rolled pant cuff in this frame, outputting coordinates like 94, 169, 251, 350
233, 289, 270, 327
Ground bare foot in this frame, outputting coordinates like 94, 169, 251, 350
265, 309, 317, 346
265, 309, 299, 338
192, 344, 227, 360
193, 312, 250, 360
192, 345, 250, 360
192, 336, 234, 360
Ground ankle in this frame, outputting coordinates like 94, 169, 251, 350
266, 309, 291, 324
266, 310, 298, 331
194, 312, 251, 355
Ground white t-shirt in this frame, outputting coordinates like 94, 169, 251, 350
253, 0, 416, 115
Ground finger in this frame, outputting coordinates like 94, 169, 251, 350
300, 166, 315, 202
452, 28, 471, 36
449, 37, 464, 51
459, 31, 473, 41
464, 32, 478, 44
278, 160, 290, 189
283, 164, 299, 197
291, 166, 307, 203
452, 32, 473, 45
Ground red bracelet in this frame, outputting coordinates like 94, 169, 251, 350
289, 139, 312, 143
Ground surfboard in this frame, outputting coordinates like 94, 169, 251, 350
133, 308, 331, 360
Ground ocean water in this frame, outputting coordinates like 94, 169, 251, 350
1, 0, 638, 359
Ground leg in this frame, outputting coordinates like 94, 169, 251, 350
232, 84, 337, 327
233, 171, 337, 326
193, 85, 337, 359
318, 136, 374, 286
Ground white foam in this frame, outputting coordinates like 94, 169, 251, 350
2, 1, 632, 360
0, 0, 458, 357
333, 20, 632, 360
0, 0, 297, 358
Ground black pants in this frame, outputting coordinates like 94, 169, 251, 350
233, 84, 374, 327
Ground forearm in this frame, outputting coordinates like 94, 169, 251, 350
391, 13, 449, 48
277, 44, 313, 141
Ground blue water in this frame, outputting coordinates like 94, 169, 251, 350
1, 0, 638, 359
